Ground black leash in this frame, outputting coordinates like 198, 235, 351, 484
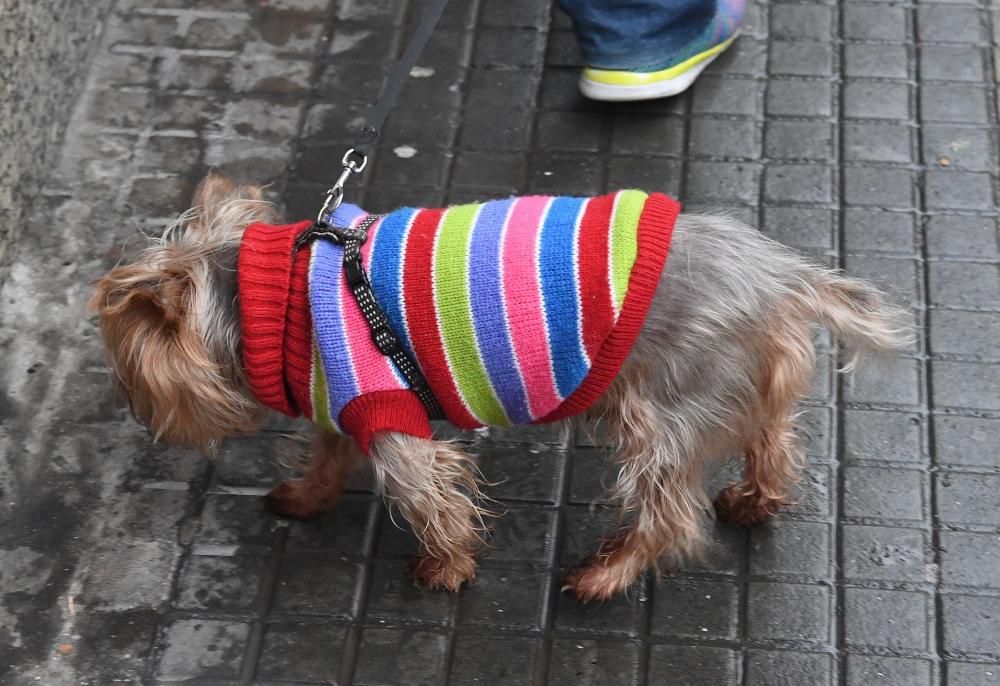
298, 0, 451, 422
316, 0, 452, 221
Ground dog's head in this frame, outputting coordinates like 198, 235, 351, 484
89, 174, 276, 450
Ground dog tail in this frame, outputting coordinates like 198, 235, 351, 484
800, 270, 913, 370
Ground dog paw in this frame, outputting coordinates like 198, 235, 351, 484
264, 480, 328, 520
714, 486, 780, 526
562, 562, 637, 603
408, 554, 476, 592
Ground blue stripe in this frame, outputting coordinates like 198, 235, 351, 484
368, 207, 418, 359
467, 198, 532, 424
310, 239, 360, 428
328, 203, 365, 227
539, 196, 589, 399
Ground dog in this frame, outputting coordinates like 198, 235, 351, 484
89, 174, 909, 601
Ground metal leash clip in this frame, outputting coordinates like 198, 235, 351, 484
316, 148, 368, 224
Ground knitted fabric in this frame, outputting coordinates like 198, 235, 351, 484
238, 190, 680, 453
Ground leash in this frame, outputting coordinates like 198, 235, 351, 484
297, 0, 451, 422
315, 0, 451, 223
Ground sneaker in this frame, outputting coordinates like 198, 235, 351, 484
579, 1, 745, 102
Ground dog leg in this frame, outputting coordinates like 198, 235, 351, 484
265, 431, 365, 520
716, 315, 812, 525
368, 433, 487, 592
565, 366, 710, 602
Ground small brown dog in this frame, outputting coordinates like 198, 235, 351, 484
90, 175, 908, 601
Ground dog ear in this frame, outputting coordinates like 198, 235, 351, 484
88, 262, 191, 329
190, 173, 272, 235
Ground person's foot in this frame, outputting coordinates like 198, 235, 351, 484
579, 0, 746, 102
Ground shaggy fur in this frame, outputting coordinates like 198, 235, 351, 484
90, 175, 911, 601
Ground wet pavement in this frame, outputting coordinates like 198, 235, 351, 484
1, 0, 999, 683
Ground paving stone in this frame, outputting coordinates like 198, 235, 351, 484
770, 42, 833, 76
651, 578, 739, 640
448, 635, 538, 685
923, 126, 995, 172
929, 261, 1000, 308
921, 84, 991, 124
928, 170, 996, 212
607, 156, 682, 195
843, 355, 922, 406
843, 525, 929, 583
611, 115, 686, 156
156, 619, 250, 681
554, 575, 645, 634
925, 215, 999, 258
750, 520, 832, 578
933, 415, 1000, 468
844, 122, 914, 164
941, 594, 1000, 655
844, 587, 931, 651
765, 120, 834, 161
257, 623, 346, 682
693, 75, 763, 116
647, 645, 739, 686
771, 4, 832, 40
936, 473, 1000, 527
686, 161, 762, 204
939, 531, 1000, 588
762, 206, 834, 250
932, 361, 1000, 411
920, 45, 990, 82
764, 164, 833, 204
745, 650, 833, 686
690, 118, 762, 159
930, 310, 1000, 359
174, 554, 265, 612
843, 410, 925, 463
918, 5, 988, 44
767, 79, 833, 118
285, 494, 375, 554
195, 494, 278, 548
846, 655, 933, 686
365, 560, 456, 625
844, 167, 916, 209
458, 565, 546, 629
748, 582, 831, 643
548, 639, 640, 686
845, 44, 910, 80
844, 82, 912, 121
843, 467, 926, 521
947, 662, 1000, 684
354, 629, 447, 686
844, 5, 908, 41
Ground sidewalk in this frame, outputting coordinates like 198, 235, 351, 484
1, 0, 999, 683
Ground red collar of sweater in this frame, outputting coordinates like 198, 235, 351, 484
237, 219, 315, 417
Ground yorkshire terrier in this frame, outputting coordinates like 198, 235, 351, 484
89, 174, 909, 601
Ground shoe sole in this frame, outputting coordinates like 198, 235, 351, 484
579, 33, 739, 102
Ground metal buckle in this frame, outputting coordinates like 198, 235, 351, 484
316, 147, 369, 223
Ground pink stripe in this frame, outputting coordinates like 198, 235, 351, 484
342, 214, 405, 395
501, 196, 561, 418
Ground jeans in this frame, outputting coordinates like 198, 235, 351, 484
559, 0, 720, 71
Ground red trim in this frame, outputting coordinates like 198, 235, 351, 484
340, 390, 434, 455
540, 193, 680, 423
284, 244, 314, 419
238, 220, 312, 417
402, 209, 481, 429
576, 194, 617, 362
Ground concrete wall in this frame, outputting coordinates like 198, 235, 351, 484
0, 0, 114, 272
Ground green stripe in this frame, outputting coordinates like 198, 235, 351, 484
311, 344, 336, 432
610, 190, 646, 312
433, 204, 510, 427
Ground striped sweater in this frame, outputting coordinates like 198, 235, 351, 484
238, 190, 680, 453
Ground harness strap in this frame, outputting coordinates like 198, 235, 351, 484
295, 218, 446, 422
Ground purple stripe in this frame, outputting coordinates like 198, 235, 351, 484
310, 239, 360, 428
467, 197, 532, 424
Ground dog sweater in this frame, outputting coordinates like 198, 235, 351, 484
238, 190, 680, 453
